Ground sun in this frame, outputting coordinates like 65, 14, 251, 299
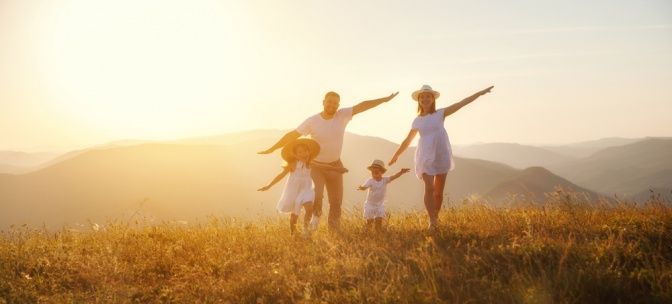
37, 1, 251, 139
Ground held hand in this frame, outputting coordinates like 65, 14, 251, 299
357, 186, 367, 191
337, 167, 349, 174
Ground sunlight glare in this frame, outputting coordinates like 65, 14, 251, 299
38, 1, 249, 139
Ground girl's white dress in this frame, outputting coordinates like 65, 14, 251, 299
412, 108, 455, 180
276, 161, 315, 215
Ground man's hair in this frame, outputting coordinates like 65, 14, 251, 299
324, 91, 340, 100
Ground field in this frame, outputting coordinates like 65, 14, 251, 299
2, 191, 671, 303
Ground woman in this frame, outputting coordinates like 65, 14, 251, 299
389, 84, 494, 229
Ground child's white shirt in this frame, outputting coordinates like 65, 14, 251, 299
363, 176, 391, 206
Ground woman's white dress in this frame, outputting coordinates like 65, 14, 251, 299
412, 108, 455, 180
276, 161, 315, 215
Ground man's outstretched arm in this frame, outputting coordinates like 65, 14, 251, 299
352, 91, 399, 116
258, 130, 301, 154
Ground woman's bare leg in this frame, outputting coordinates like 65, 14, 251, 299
422, 174, 438, 225
433, 173, 448, 218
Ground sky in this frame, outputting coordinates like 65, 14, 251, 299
1, 0, 671, 152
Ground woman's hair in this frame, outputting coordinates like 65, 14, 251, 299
417, 93, 437, 115
281, 144, 311, 171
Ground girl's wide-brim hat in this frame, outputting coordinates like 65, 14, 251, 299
411, 84, 440, 101
281, 138, 321, 162
367, 159, 387, 173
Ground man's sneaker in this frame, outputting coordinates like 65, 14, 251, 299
302, 227, 311, 239
309, 215, 320, 231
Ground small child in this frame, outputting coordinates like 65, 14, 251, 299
258, 138, 347, 237
357, 159, 410, 231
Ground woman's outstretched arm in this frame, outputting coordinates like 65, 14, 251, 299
443, 86, 494, 117
389, 129, 418, 166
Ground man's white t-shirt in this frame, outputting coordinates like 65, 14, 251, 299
295, 107, 353, 163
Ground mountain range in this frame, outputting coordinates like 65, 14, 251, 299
0, 130, 669, 229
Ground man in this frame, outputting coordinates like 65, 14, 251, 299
259, 90, 398, 231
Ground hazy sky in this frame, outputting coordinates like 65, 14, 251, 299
2, 0, 671, 151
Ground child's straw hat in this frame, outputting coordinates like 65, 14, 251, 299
281, 138, 320, 162
366, 159, 387, 173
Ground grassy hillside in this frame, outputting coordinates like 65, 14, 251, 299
2, 193, 670, 303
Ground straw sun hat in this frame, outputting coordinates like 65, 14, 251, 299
281, 138, 320, 162
411, 84, 440, 101
366, 159, 387, 173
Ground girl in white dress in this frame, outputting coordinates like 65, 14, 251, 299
389, 85, 494, 229
258, 138, 348, 236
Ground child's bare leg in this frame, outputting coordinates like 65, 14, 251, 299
303, 202, 313, 230
366, 219, 374, 230
290, 214, 298, 234
374, 218, 383, 231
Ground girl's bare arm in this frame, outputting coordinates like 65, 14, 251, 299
257, 167, 291, 191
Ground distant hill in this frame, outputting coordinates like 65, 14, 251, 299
632, 187, 672, 203
0, 164, 26, 175
453, 138, 645, 168
541, 137, 643, 158
452, 137, 672, 202
548, 138, 672, 199
15, 131, 668, 229
453, 143, 576, 169
0, 151, 60, 174
483, 166, 599, 205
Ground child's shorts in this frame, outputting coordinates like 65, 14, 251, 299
363, 204, 386, 219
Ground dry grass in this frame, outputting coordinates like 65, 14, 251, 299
1, 191, 671, 303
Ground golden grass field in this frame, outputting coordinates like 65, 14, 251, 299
2, 191, 671, 303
